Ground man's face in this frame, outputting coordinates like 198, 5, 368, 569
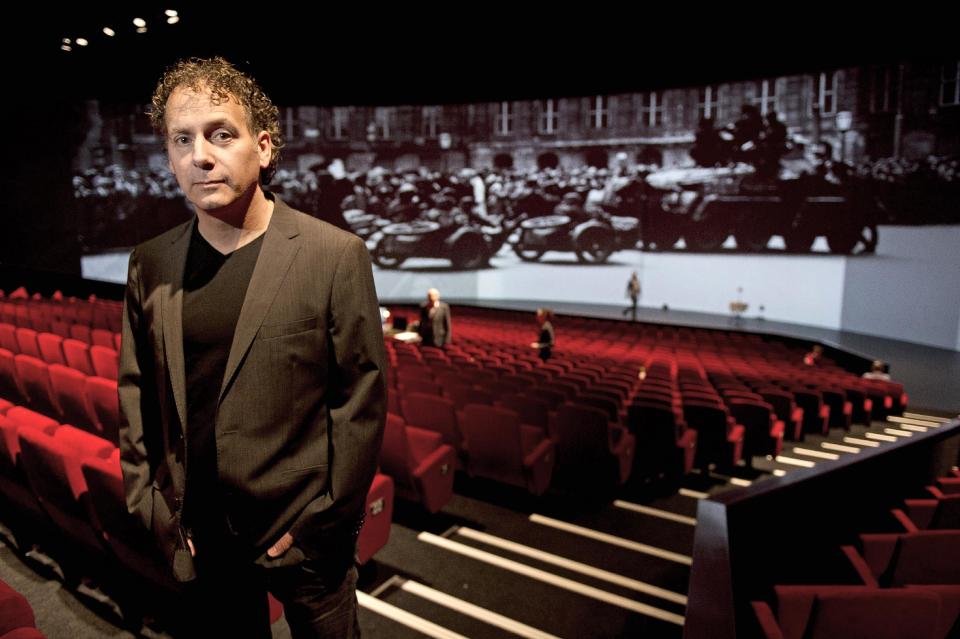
165, 86, 271, 214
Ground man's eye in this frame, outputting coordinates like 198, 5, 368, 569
173, 135, 190, 145
213, 130, 233, 142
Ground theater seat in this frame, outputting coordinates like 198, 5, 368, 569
13, 355, 59, 418
62, 339, 95, 377
844, 530, 960, 587
401, 392, 463, 456
89, 346, 119, 381
47, 364, 95, 433
548, 403, 634, 488
357, 473, 393, 564
0, 578, 36, 635
461, 404, 554, 495
727, 398, 784, 460
752, 585, 942, 639
627, 401, 697, 481
85, 377, 120, 445
897, 487, 960, 531
378, 413, 454, 513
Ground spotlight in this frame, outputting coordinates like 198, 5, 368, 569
103, 27, 115, 36
76, 38, 88, 46
62, 38, 71, 44
164, 9, 178, 17
167, 16, 179, 24
136, 26, 148, 33
61, 44, 72, 51
133, 17, 146, 27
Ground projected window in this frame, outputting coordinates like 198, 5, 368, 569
539, 99, 559, 134
588, 95, 608, 129
422, 106, 439, 139
818, 71, 838, 115
374, 107, 395, 140
699, 86, 719, 120
941, 61, 960, 106
639, 92, 663, 127
754, 79, 780, 116
328, 107, 349, 140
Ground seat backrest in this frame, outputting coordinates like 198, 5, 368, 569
36, 332, 66, 366
14, 328, 40, 359
90, 328, 115, 349
62, 339, 94, 376
378, 413, 412, 484
400, 392, 460, 449
760, 389, 795, 422
0, 323, 18, 353
461, 404, 524, 482
929, 493, 960, 530
498, 393, 549, 430
48, 364, 94, 432
885, 530, 960, 586
85, 377, 120, 445
548, 403, 610, 463
774, 585, 941, 639
89, 346, 119, 381
14, 355, 59, 417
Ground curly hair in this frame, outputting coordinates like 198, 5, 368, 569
150, 57, 284, 183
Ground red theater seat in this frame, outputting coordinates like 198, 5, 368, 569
752, 585, 942, 639
89, 346, 119, 381
62, 339, 94, 377
548, 403, 634, 487
461, 404, 554, 495
48, 364, 95, 433
401, 392, 463, 454
36, 333, 66, 367
357, 473, 393, 564
378, 413, 454, 513
85, 377, 120, 445
13, 328, 41, 359
627, 401, 697, 481
682, 400, 745, 470
13, 355, 59, 418
727, 398, 785, 459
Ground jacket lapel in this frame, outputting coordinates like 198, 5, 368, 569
160, 220, 193, 433
218, 198, 302, 404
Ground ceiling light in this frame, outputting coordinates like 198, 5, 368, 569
76, 38, 88, 46
167, 16, 179, 24
136, 26, 148, 34
133, 17, 146, 27
61, 45, 72, 52
62, 38, 71, 44
103, 27, 115, 36
164, 9, 178, 17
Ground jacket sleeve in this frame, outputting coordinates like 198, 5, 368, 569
117, 247, 159, 532
290, 234, 387, 542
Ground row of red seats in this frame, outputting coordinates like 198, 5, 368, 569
0, 327, 119, 380
0, 350, 118, 443
0, 320, 121, 352
0, 288, 122, 334
753, 468, 960, 638
0, 397, 394, 631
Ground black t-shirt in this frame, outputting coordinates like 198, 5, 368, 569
181, 220, 264, 529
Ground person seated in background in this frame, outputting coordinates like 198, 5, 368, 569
530, 308, 555, 361
862, 359, 892, 381
803, 344, 824, 366
418, 288, 452, 348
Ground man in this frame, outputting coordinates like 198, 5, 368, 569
117, 57, 386, 638
624, 271, 641, 320
417, 288, 451, 347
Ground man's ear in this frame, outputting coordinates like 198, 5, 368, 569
257, 130, 272, 170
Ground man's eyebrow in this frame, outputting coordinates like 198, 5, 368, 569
168, 118, 238, 135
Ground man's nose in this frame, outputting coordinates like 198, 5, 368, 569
191, 137, 215, 169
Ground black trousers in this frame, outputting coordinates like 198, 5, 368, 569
171, 516, 360, 638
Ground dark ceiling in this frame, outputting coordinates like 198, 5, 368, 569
10, 7, 960, 107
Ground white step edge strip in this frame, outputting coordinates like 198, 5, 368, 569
456, 527, 688, 606
843, 436, 881, 448
821, 442, 861, 454
791, 448, 840, 461
527, 514, 693, 566
897, 424, 928, 433
401, 580, 563, 639
357, 591, 469, 639
418, 532, 685, 626
612, 501, 697, 527
902, 412, 951, 423
864, 432, 897, 442
679, 488, 709, 499
883, 427, 913, 437
774, 455, 817, 468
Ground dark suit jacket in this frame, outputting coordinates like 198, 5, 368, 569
117, 196, 387, 581
418, 301, 451, 347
